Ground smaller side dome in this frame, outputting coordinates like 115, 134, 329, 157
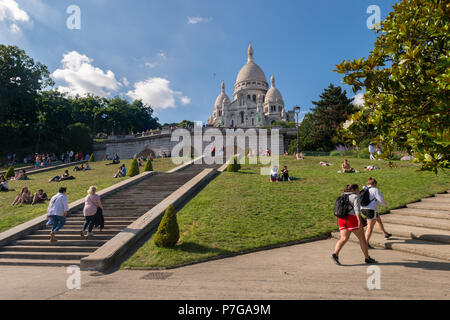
215, 81, 231, 108
265, 75, 284, 104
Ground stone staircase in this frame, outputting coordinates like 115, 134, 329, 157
0, 163, 219, 267
332, 191, 450, 261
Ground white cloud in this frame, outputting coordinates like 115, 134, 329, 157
145, 62, 157, 68
180, 96, 191, 105
0, 0, 29, 22
352, 93, 365, 107
121, 77, 130, 87
127, 77, 190, 110
187, 16, 212, 25
0, 0, 29, 34
52, 51, 121, 97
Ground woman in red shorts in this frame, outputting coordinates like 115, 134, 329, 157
332, 184, 377, 265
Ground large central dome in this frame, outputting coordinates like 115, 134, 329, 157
235, 44, 267, 85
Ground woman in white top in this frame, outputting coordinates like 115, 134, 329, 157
361, 178, 392, 247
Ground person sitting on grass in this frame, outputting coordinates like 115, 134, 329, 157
341, 159, 355, 173
281, 166, 292, 182
0, 176, 9, 192
270, 166, 279, 182
11, 187, 33, 206
113, 165, 126, 178
85, 163, 91, 170
32, 189, 49, 205
11, 169, 28, 181
296, 152, 304, 160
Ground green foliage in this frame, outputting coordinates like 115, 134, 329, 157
64, 123, 93, 154
144, 159, 153, 172
289, 85, 357, 152
5, 167, 15, 180
154, 204, 180, 248
263, 121, 296, 129
335, 0, 449, 172
227, 156, 241, 172
128, 158, 140, 177
88, 153, 95, 162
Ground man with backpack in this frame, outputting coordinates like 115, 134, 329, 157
360, 178, 392, 248
332, 184, 378, 265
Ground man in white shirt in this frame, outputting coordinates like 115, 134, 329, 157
46, 187, 69, 242
369, 144, 376, 160
361, 178, 392, 247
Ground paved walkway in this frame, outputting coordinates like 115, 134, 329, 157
1, 238, 448, 300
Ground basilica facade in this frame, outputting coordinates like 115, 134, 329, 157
207, 44, 294, 128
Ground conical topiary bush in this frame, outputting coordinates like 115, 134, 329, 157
227, 156, 240, 172
154, 204, 180, 248
5, 166, 15, 180
128, 158, 140, 177
88, 153, 95, 162
144, 159, 153, 172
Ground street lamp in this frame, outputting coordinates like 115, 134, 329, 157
294, 106, 301, 156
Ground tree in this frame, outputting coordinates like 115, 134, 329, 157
0, 45, 54, 154
154, 204, 180, 248
335, 0, 449, 172
143, 159, 153, 172
128, 158, 140, 177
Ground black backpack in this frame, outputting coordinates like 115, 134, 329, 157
360, 187, 374, 206
334, 194, 353, 218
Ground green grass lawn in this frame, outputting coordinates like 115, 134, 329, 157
0, 158, 177, 233
122, 156, 450, 269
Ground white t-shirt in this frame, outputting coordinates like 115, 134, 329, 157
47, 193, 69, 216
361, 186, 388, 212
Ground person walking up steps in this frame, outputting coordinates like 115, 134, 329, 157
332, 184, 377, 265
361, 178, 391, 248
81, 186, 103, 239
46, 187, 69, 242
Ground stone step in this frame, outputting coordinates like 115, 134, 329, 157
389, 208, 450, 220
63, 222, 132, 228
331, 232, 450, 261
0, 258, 80, 267
14, 239, 106, 247
0, 251, 89, 260
381, 214, 450, 231
435, 193, 450, 198
421, 197, 450, 204
34, 230, 121, 236
65, 216, 135, 221
407, 202, 450, 211
373, 223, 450, 244
0, 246, 97, 253
23, 234, 114, 241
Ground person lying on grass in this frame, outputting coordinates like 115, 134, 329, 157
49, 170, 75, 183
11, 187, 32, 206
320, 161, 332, 167
0, 176, 8, 192
31, 189, 49, 205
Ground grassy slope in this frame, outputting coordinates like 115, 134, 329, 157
0, 158, 177, 233
122, 156, 450, 268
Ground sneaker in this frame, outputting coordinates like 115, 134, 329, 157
80, 231, 86, 239
384, 233, 392, 239
365, 257, 378, 264
368, 244, 375, 249
331, 253, 341, 265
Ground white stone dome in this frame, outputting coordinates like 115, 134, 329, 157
235, 44, 267, 85
265, 75, 283, 103
215, 81, 231, 107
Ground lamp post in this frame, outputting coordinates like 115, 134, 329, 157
294, 105, 301, 155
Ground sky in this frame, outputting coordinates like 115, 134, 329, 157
0, 0, 399, 124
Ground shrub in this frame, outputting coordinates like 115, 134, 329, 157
88, 153, 95, 162
154, 204, 179, 248
227, 156, 241, 172
144, 159, 153, 172
128, 158, 140, 177
5, 166, 14, 180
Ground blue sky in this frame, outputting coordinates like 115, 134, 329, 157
0, 0, 398, 124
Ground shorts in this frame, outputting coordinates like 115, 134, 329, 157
338, 215, 360, 232
362, 209, 378, 221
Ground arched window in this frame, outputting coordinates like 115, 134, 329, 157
253, 95, 256, 102
252, 118, 254, 126
247, 95, 251, 100
240, 112, 245, 124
